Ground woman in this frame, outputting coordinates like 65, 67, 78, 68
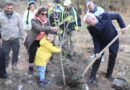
23, 1, 36, 33
24, 7, 59, 74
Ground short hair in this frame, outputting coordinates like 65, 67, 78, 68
35, 7, 47, 17
5, 2, 14, 7
87, 1, 94, 8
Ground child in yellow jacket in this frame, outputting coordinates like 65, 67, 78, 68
35, 33, 61, 87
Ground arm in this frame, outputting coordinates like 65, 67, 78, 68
22, 10, 29, 31
107, 13, 126, 28
0, 33, 2, 46
0, 18, 1, 38
22, 10, 28, 25
31, 19, 51, 32
46, 44, 61, 53
18, 14, 24, 40
40, 37, 61, 53
88, 26, 101, 54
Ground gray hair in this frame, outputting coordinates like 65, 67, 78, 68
84, 13, 98, 23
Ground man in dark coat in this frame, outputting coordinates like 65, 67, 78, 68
0, 33, 7, 79
84, 12, 126, 84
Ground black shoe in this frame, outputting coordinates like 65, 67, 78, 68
39, 79, 50, 87
106, 75, 114, 81
66, 54, 75, 61
67, 54, 72, 59
87, 77, 96, 85
28, 66, 33, 74
0, 73, 8, 79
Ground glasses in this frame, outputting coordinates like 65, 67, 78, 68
41, 13, 48, 16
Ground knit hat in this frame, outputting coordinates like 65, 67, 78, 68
28, 0, 36, 5
54, 0, 61, 3
64, 0, 72, 6
27, 1, 36, 10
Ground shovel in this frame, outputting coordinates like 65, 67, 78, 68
68, 24, 130, 87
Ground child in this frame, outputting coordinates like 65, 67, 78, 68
0, 34, 7, 79
35, 33, 61, 87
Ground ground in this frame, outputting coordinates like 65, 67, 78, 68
0, 2, 130, 90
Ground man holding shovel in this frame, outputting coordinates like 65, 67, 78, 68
84, 12, 126, 84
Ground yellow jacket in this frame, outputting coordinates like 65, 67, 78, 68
35, 36, 61, 66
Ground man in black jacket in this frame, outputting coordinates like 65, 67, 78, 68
0, 34, 7, 79
84, 13, 126, 84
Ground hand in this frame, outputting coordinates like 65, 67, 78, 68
121, 29, 126, 35
96, 53, 101, 60
51, 27, 59, 32
60, 40, 65, 46
0, 39, 2, 46
20, 37, 25, 42
75, 26, 79, 31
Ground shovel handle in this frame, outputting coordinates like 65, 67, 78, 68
81, 24, 130, 77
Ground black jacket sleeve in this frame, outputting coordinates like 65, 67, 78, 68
87, 26, 101, 53
0, 33, 1, 39
108, 13, 126, 28
101, 13, 126, 28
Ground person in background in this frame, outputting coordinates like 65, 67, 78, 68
85, 1, 105, 62
84, 13, 126, 84
35, 33, 61, 87
48, 0, 64, 27
86, 1, 105, 17
0, 34, 7, 79
23, 1, 36, 33
62, 0, 81, 60
0, 2, 24, 70
24, 7, 59, 74
47, 2, 53, 18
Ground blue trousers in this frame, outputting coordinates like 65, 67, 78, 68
37, 66, 46, 81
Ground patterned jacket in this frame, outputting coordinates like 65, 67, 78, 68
0, 11, 24, 41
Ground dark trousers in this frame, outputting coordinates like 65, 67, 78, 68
28, 40, 39, 64
90, 39, 119, 78
0, 48, 6, 75
2, 39, 20, 66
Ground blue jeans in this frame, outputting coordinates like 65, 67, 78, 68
2, 39, 20, 66
37, 66, 46, 81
